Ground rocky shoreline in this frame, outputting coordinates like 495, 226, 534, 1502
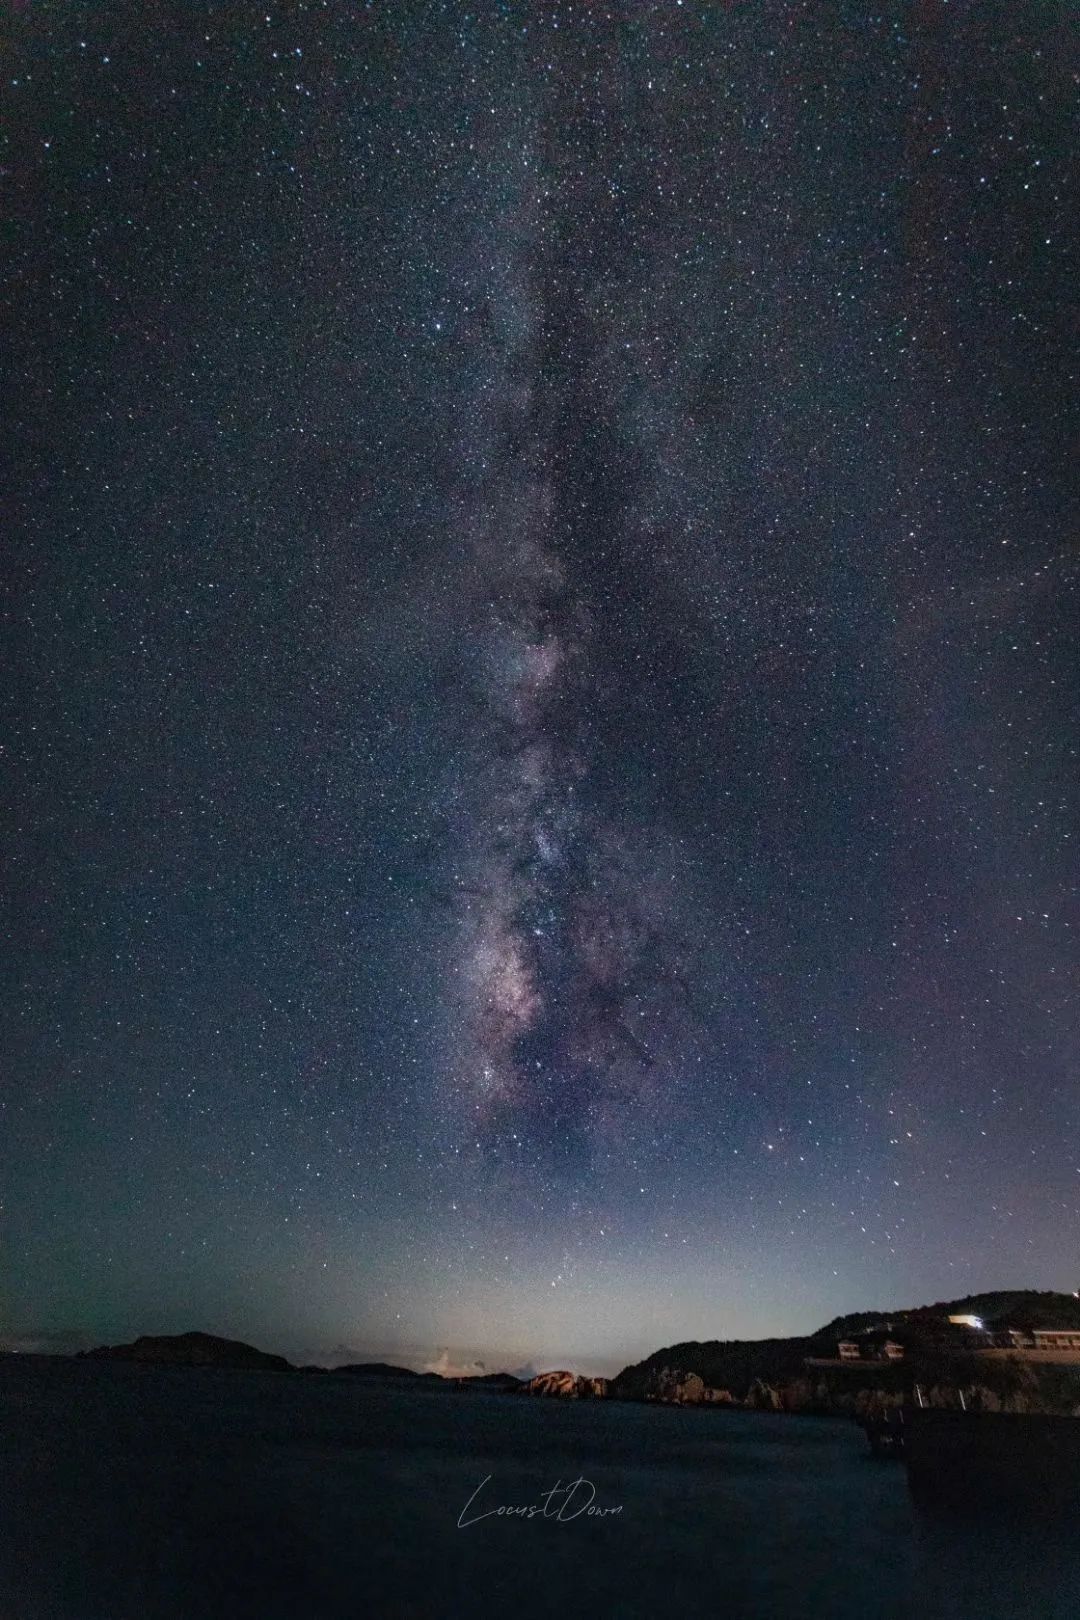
65, 1289, 1080, 1420
517, 1359, 1080, 1418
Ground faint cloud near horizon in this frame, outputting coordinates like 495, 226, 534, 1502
422, 1349, 548, 1381
0, 1329, 92, 1356
422, 1348, 487, 1378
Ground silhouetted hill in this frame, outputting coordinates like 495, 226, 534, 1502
333, 1362, 441, 1381
457, 1371, 524, 1391
817, 1290, 1080, 1338
79, 1332, 290, 1371
613, 1337, 824, 1400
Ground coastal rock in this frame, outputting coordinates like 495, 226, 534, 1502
776, 1376, 811, 1413
854, 1388, 902, 1423
526, 1370, 577, 1397
964, 1387, 1002, 1413
612, 1335, 820, 1403
645, 1367, 706, 1405
745, 1379, 783, 1411
525, 1370, 609, 1398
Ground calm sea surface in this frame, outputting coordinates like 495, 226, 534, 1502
1, 1357, 1078, 1619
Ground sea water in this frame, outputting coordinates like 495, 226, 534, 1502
1, 1356, 1077, 1618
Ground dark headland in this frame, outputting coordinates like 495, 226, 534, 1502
78, 1330, 291, 1373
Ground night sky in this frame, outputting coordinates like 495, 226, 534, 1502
5, 3, 1077, 1376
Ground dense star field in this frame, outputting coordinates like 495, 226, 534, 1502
5, 4, 1076, 1374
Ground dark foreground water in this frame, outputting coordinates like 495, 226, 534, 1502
2, 1358, 1078, 1619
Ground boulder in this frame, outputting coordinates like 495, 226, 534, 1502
524, 1370, 609, 1398
645, 1366, 706, 1404
854, 1388, 902, 1423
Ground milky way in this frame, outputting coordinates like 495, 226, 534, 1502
427, 102, 713, 1172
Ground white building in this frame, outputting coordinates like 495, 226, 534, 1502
1032, 1330, 1080, 1353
